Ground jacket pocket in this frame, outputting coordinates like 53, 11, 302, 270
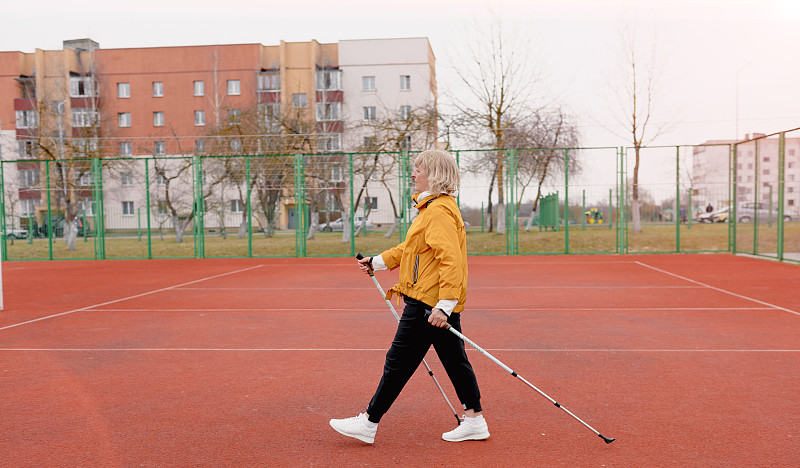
412, 254, 419, 284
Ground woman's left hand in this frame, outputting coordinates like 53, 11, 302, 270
427, 308, 449, 328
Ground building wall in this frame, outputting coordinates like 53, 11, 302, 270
693, 136, 800, 214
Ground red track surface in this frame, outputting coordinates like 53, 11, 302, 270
1, 254, 798, 467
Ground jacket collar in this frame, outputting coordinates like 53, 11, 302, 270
412, 191, 440, 209
412, 191, 458, 209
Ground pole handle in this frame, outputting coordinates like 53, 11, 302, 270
355, 252, 374, 276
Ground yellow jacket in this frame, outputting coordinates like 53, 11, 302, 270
383, 192, 468, 313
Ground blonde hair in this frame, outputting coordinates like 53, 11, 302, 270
413, 150, 460, 194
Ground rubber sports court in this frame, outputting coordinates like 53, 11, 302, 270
1, 254, 798, 466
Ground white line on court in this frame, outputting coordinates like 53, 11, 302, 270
0, 348, 797, 352
0, 265, 265, 332
83, 306, 774, 312
635, 261, 800, 317
175, 285, 706, 290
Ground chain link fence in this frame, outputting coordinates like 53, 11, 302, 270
2, 130, 799, 263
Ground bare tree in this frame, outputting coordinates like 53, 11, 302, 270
351, 103, 439, 237
449, 15, 545, 233
19, 49, 107, 250
611, 25, 666, 232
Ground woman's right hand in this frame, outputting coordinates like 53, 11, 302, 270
357, 256, 373, 275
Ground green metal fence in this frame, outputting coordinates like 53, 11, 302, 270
2, 132, 799, 263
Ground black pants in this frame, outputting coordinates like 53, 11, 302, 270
366, 296, 482, 423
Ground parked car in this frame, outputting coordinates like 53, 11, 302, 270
3, 227, 29, 239
322, 216, 374, 232
698, 207, 729, 223
735, 202, 795, 223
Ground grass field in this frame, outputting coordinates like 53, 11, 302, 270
4, 222, 800, 261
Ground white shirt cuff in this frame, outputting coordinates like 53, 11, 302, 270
435, 299, 457, 316
371, 254, 388, 271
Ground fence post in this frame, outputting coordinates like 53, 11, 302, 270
777, 132, 786, 261
246, 155, 253, 258
91, 157, 105, 260
753, 139, 760, 255
145, 158, 152, 259
0, 160, 6, 261
293, 152, 307, 258
731, 144, 737, 254
193, 155, 205, 259
45, 161, 53, 260
676, 146, 681, 252
564, 148, 570, 254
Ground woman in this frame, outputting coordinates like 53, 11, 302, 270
329, 149, 488, 444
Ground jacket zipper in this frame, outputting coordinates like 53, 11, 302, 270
412, 255, 419, 284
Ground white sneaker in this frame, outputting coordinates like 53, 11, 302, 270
329, 413, 377, 444
442, 415, 490, 442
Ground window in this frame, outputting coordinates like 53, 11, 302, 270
363, 106, 376, 121
400, 135, 411, 151
258, 72, 280, 91
362, 76, 376, 91
316, 69, 342, 91
230, 139, 243, 152
763, 169, 770, 175
79, 197, 94, 216
119, 141, 132, 156
316, 102, 341, 121
400, 75, 411, 90
763, 156, 771, 162
71, 108, 99, 128
227, 109, 241, 125
156, 173, 167, 186
74, 139, 99, 157
227, 79, 241, 95
195, 140, 206, 154
156, 200, 168, 215
318, 134, 342, 152
789, 162, 796, 169
79, 172, 92, 186
18, 77, 35, 99
330, 163, 343, 182
292, 93, 307, 108
17, 140, 36, 159
154, 141, 165, 155
152, 81, 164, 97
19, 169, 40, 188
230, 199, 244, 213
122, 201, 135, 216
153, 111, 164, 127
747, 163, 753, 169
193, 80, 204, 96
118, 82, 130, 98
400, 105, 412, 120
15, 110, 37, 128
70, 75, 96, 97
366, 197, 378, 209
121, 172, 134, 186
20, 199, 39, 217
260, 103, 281, 133
789, 149, 796, 156
363, 136, 377, 150
118, 112, 131, 128
194, 110, 205, 126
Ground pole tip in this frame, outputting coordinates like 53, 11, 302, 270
599, 434, 616, 444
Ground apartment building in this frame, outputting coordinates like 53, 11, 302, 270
0, 37, 437, 232
692, 133, 800, 215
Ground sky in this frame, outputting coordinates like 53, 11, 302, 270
2, 0, 799, 149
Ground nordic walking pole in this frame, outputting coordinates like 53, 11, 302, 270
356, 253, 462, 425
425, 311, 616, 444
